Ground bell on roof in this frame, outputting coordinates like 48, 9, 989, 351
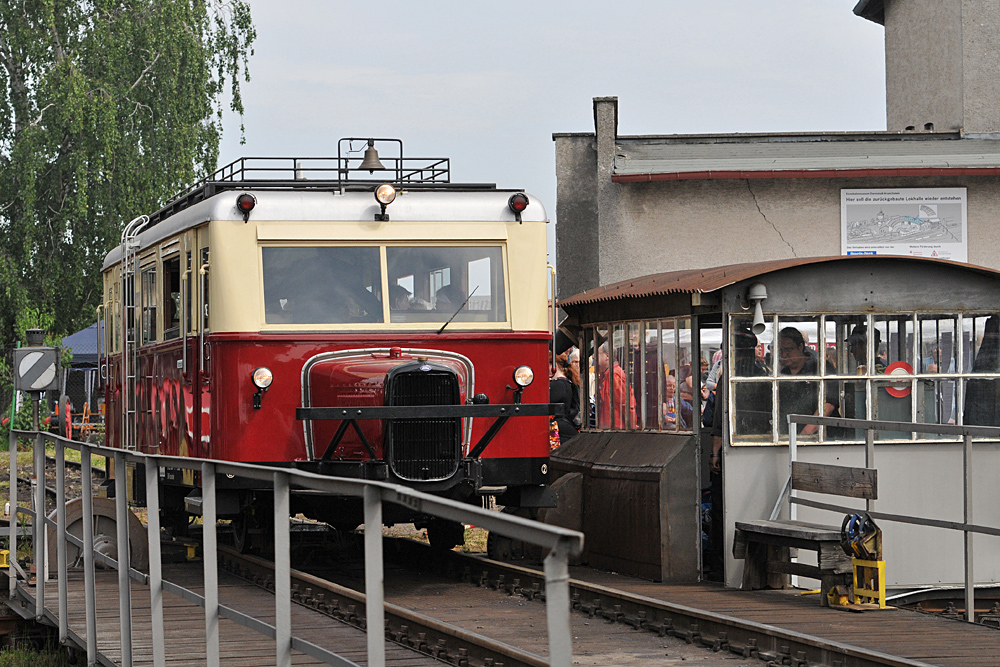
359, 140, 385, 173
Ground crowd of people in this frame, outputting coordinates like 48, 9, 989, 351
547, 341, 720, 448
548, 348, 583, 449
547, 323, 880, 447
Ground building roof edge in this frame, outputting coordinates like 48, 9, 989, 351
853, 0, 885, 25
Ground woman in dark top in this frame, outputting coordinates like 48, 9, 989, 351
549, 351, 581, 445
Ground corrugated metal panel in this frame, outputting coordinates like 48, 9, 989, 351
557, 255, 1000, 308
614, 136, 1000, 177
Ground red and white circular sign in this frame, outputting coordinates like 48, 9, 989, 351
884, 361, 913, 398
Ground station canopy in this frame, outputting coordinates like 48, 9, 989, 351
557, 255, 1000, 309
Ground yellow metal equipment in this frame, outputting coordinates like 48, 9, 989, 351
841, 512, 888, 609
853, 558, 887, 608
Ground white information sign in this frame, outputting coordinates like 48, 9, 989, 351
841, 188, 967, 262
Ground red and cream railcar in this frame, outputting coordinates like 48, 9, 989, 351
99, 143, 555, 549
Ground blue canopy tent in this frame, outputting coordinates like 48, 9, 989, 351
61, 321, 104, 366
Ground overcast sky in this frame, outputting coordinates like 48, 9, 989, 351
218, 1, 887, 264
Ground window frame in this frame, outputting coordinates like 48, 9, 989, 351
582, 317, 698, 434
139, 258, 158, 346
258, 241, 512, 329
728, 311, 1000, 446
161, 251, 182, 341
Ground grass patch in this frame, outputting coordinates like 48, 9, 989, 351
46, 446, 105, 470
460, 526, 488, 553
0, 641, 72, 666
0, 448, 105, 471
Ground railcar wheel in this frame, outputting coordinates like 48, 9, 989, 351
486, 507, 536, 561
426, 519, 465, 551
47, 497, 149, 572
160, 509, 191, 537
232, 507, 261, 555
232, 497, 274, 555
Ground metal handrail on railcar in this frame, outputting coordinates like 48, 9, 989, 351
7, 428, 583, 667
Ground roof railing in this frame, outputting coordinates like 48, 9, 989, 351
162, 137, 450, 210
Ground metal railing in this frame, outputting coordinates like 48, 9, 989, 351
8, 428, 583, 667
162, 152, 452, 210
779, 414, 1000, 623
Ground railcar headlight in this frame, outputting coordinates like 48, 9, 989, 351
508, 192, 529, 222
374, 184, 396, 221
375, 183, 397, 205
513, 365, 534, 388
252, 367, 273, 390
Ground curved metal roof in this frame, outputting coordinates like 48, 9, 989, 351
102, 188, 547, 271
557, 255, 1000, 308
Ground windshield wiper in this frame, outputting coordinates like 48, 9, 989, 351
437, 285, 478, 335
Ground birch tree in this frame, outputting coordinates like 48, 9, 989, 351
0, 0, 255, 349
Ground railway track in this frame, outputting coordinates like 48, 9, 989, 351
4, 453, 969, 667
218, 543, 549, 667
387, 539, 940, 667
12, 454, 106, 502
45, 453, 106, 477
215, 531, 938, 667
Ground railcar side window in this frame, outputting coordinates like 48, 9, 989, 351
611, 324, 634, 429
262, 246, 383, 324
965, 314, 1000, 425
387, 246, 506, 323
730, 315, 773, 441
140, 265, 157, 344
593, 325, 609, 429
111, 277, 120, 353
775, 317, 830, 439
162, 256, 181, 340
874, 315, 914, 369
185, 251, 193, 335
201, 247, 210, 331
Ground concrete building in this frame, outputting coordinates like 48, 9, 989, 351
552, 2, 1000, 591
856, 0, 1000, 135
554, 1, 1000, 300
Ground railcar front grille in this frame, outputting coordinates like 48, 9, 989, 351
385, 367, 461, 481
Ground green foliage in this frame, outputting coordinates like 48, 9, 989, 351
0, 310, 68, 426
15, 307, 56, 346
0, 0, 256, 351
0, 640, 72, 666
0, 396, 37, 451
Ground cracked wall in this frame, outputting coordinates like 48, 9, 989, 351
562, 173, 1000, 294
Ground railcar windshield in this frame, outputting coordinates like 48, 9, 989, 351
263, 246, 384, 324
387, 246, 506, 323
261, 244, 507, 326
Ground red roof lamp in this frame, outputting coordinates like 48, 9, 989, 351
508, 192, 529, 222
236, 193, 256, 222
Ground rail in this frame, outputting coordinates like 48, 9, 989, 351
161, 150, 451, 214
782, 414, 1000, 623
7, 428, 583, 667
